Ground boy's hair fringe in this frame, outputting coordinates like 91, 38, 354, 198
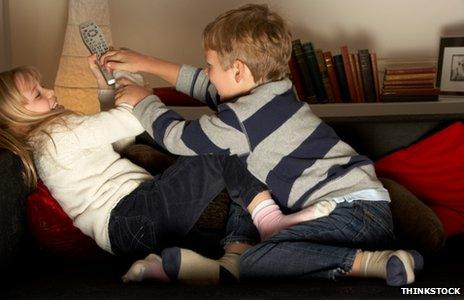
203, 4, 292, 84
0, 66, 75, 190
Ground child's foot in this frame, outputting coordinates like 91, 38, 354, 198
161, 247, 240, 284
252, 199, 336, 240
358, 250, 423, 286
122, 253, 170, 283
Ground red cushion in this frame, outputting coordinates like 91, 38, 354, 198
27, 181, 106, 258
153, 87, 205, 107
375, 122, 464, 237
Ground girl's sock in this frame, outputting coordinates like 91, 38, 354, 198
359, 250, 423, 286
251, 199, 336, 240
122, 253, 170, 283
162, 247, 240, 285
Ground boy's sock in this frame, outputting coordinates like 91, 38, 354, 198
359, 250, 424, 286
162, 247, 240, 285
251, 199, 336, 240
122, 253, 170, 283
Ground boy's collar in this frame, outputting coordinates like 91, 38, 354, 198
250, 77, 292, 95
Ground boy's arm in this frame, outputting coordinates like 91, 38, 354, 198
175, 65, 220, 110
132, 96, 250, 156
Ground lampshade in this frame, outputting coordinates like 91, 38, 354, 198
54, 0, 112, 114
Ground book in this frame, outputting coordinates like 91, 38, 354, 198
333, 54, 350, 102
358, 49, 376, 102
349, 52, 362, 102
291, 40, 317, 103
302, 42, 327, 103
385, 67, 437, 75
288, 53, 307, 102
340, 46, 357, 102
315, 49, 334, 103
370, 52, 381, 102
382, 88, 440, 96
384, 73, 436, 81
323, 51, 342, 103
383, 79, 435, 86
383, 84, 435, 90
353, 53, 365, 102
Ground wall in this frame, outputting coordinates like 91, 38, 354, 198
6, 0, 464, 87
0, 0, 11, 71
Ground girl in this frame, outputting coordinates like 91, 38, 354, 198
0, 56, 333, 284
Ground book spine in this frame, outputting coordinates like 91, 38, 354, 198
315, 49, 334, 103
302, 42, 327, 103
292, 40, 317, 103
340, 46, 357, 101
323, 51, 342, 103
370, 52, 381, 102
384, 73, 436, 81
353, 54, 365, 102
288, 53, 307, 102
333, 54, 350, 102
382, 88, 440, 95
383, 79, 435, 86
358, 49, 376, 102
385, 67, 437, 75
383, 84, 435, 90
348, 52, 361, 102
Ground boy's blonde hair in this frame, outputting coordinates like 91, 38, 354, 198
203, 4, 292, 84
0, 67, 74, 190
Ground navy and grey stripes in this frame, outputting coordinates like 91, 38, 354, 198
138, 65, 383, 209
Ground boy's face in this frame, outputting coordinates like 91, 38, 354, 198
204, 49, 241, 101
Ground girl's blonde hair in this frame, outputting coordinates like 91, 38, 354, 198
0, 66, 74, 190
203, 4, 292, 84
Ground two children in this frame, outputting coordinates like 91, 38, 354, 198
101, 4, 423, 286
0, 53, 331, 284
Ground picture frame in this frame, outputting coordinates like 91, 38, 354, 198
436, 36, 464, 95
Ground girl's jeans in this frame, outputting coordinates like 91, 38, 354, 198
108, 154, 264, 257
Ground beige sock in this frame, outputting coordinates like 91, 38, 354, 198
177, 249, 240, 284
359, 250, 393, 278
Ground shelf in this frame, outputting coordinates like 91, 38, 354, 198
169, 99, 464, 120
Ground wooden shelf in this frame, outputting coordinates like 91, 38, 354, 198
170, 99, 464, 120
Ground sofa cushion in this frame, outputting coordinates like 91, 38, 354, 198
375, 121, 464, 237
380, 178, 445, 252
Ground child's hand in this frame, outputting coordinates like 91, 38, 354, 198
114, 78, 152, 107
100, 48, 147, 73
87, 54, 111, 89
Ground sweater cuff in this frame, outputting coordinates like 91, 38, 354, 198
98, 89, 115, 111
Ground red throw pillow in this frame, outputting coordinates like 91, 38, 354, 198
153, 87, 204, 106
27, 181, 106, 258
375, 122, 464, 237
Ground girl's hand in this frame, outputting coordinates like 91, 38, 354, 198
100, 48, 148, 73
114, 78, 152, 107
87, 54, 111, 89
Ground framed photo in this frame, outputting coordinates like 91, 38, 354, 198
436, 37, 464, 95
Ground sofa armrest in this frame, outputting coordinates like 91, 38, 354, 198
0, 149, 30, 268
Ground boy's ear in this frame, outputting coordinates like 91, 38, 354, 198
233, 59, 246, 83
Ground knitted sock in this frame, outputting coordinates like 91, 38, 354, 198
122, 253, 170, 283
163, 247, 240, 285
359, 250, 423, 286
251, 199, 336, 240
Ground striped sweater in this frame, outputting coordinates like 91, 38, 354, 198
133, 65, 384, 209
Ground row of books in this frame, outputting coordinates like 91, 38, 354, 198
289, 39, 380, 104
381, 66, 439, 102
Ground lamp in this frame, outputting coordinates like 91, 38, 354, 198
54, 0, 112, 114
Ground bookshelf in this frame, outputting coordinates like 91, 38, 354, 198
169, 98, 464, 120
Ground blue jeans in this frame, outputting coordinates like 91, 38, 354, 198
108, 155, 264, 258
240, 200, 395, 281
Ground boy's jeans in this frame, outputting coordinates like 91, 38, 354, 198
108, 154, 264, 257
240, 200, 395, 281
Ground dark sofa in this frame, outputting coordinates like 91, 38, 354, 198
1, 107, 463, 299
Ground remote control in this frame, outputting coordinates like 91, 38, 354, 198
79, 21, 115, 85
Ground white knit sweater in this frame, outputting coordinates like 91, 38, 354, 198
32, 92, 153, 253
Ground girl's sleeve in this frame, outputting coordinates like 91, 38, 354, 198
132, 95, 250, 156
175, 65, 220, 111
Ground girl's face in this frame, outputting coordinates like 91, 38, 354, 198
15, 75, 58, 114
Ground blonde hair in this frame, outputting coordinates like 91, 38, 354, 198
203, 4, 292, 84
0, 66, 74, 190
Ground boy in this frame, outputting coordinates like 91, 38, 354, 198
103, 4, 422, 286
